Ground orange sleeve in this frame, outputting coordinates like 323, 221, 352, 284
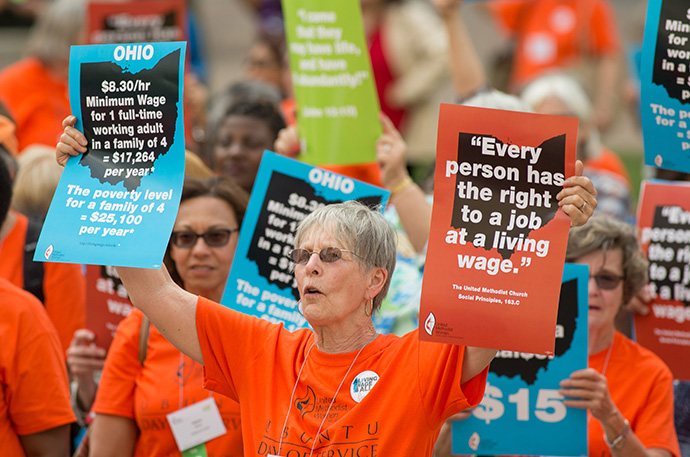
0, 58, 69, 152
589, 0, 621, 55
631, 365, 680, 457
92, 310, 144, 419
1, 281, 75, 436
43, 262, 87, 353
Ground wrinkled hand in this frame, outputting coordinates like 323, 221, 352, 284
376, 113, 409, 191
560, 368, 618, 422
557, 160, 597, 227
273, 125, 300, 157
56, 115, 87, 167
66, 329, 106, 380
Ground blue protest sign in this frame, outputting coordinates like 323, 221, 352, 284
452, 263, 588, 456
640, 0, 690, 173
221, 151, 389, 330
35, 42, 186, 267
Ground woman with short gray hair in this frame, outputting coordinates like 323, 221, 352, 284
57, 121, 598, 455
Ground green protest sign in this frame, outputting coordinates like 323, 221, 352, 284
282, 0, 382, 165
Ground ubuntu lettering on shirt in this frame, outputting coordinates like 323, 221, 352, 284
259, 419, 380, 456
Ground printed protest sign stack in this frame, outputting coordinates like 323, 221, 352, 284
641, 0, 690, 173
452, 264, 589, 456
635, 180, 690, 381
420, 104, 577, 355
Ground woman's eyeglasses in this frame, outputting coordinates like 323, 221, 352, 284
591, 273, 624, 290
289, 247, 360, 265
171, 228, 239, 248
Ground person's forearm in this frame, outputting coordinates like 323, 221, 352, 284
442, 7, 488, 99
76, 376, 98, 413
602, 411, 670, 457
593, 54, 620, 129
20, 425, 71, 457
390, 182, 432, 254
116, 266, 204, 363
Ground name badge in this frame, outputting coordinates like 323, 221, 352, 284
166, 397, 226, 451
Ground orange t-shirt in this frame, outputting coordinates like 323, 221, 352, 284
0, 279, 75, 456
197, 296, 488, 456
589, 331, 680, 457
490, 0, 621, 87
92, 309, 243, 457
0, 212, 86, 352
0, 57, 70, 152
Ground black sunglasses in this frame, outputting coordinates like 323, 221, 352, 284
289, 247, 360, 264
170, 228, 239, 248
591, 273, 624, 290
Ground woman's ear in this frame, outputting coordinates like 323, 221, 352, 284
366, 267, 387, 300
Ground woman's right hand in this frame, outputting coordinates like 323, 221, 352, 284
56, 115, 88, 167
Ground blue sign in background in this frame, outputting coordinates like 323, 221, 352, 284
640, 0, 690, 173
35, 42, 186, 267
452, 263, 588, 456
221, 152, 389, 330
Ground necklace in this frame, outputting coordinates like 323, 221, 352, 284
277, 331, 378, 457
600, 336, 614, 377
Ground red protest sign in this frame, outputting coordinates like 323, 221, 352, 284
635, 180, 690, 380
420, 104, 577, 355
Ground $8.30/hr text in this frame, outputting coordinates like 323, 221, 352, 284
101, 79, 151, 94
288, 193, 324, 212
473, 383, 566, 424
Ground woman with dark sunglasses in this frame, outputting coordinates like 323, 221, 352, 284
561, 214, 679, 457
83, 176, 249, 457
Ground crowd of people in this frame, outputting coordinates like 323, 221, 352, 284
0, 0, 687, 456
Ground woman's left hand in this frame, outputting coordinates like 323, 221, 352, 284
376, 113, 409, 191
559, 368, 617, 421
557, 160, 597, 227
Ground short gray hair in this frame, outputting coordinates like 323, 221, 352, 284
294, 200, 397, 312
565, 214, 648, 304
463, 89, 533, 113
520, 73, 593, 121
26, 0, 86, 65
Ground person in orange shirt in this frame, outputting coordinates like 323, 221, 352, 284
0, 137, 85, 352
435, 0, 632, 221
561, 215, 680, 457
0, 153, 75, 457
0, 0, 85, 153
489, 0, 622, 130
85, 176, 248, 457
59, 112, 596, 456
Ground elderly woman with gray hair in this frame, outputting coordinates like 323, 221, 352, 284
561, 214, 680, 457
108, 201, 495, 456
57, 104, 598, 455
